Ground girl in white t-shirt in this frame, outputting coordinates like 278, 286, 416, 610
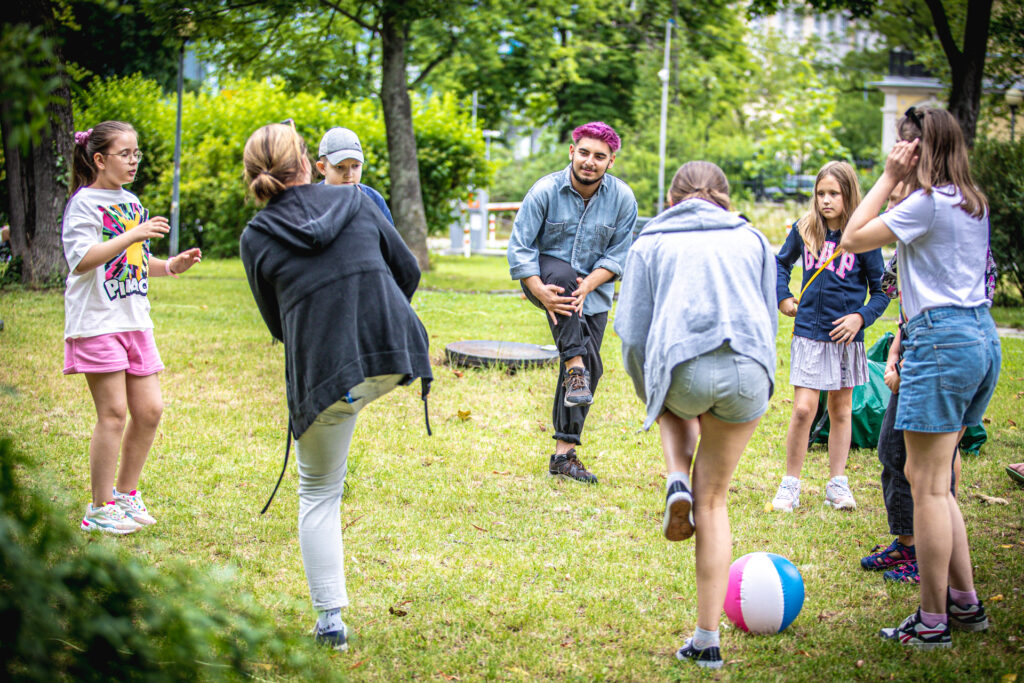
63, 120, 202, 534
842, 107, 999, 649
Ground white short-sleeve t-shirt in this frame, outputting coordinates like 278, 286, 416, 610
881, 186, 989, 320
62, 187, 154, 339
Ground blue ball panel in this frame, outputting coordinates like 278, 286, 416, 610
767, 553, 805, 632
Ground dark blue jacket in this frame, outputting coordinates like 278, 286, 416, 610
317, 181, 394, 226
776, 222, 888, 343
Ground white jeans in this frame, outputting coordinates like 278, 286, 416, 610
295, 374, 403, 611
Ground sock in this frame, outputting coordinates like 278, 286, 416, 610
692, 626, 719, 649
667, 471, 691, 492
317, 608, 345, 633
949, 587, 978, 607
919, 609, 947, 628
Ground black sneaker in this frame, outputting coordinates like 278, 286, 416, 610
313, 622, 349, 652
562, 366, 593, 407
675, 638, 723, 669
879, 608, 952, 649
948, 592, 989, 632
549, 449, 597, 484
663, 479, 694, 542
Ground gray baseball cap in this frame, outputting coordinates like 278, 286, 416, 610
318, 127, 364, 165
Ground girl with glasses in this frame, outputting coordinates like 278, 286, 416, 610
63, 120, 202, 534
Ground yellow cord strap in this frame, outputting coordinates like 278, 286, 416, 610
796, 248, 844, 303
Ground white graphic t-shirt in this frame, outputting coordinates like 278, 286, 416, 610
63, 187, 154, 339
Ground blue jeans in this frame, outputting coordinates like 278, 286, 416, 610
878, 391, 957, 536
896, 306, 1001, 433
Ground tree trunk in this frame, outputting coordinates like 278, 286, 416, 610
1, 0, 73, 287
379, 10, 430, 270
929, 0, 992, 147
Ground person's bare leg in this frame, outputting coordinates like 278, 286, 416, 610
826, 388, 853, 478
784, 387, 819, 477
659, 411, 701, 475
84, 372, 128, 507
948, 428, 971, 593
693, 413, 762, 631
904, 430, 964, 613
116, 372, 163, 493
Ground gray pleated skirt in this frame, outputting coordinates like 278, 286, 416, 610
789, 335, 868, 390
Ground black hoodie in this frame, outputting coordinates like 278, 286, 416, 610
240, 183, 432, 438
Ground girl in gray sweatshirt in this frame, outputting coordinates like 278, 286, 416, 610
615, 161, 777, 670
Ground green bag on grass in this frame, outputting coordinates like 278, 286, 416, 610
810, 333, 987, 453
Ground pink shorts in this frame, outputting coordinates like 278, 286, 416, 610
64, 330, 164, 376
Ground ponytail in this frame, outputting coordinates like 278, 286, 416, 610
70, 121, 136, 195
667, 160, 731, 211
243, 124, 309, 203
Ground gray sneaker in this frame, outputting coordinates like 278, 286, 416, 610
562, 367, 593, 407
549, 448, 597, 484
771, 476, 800, 512
825, 475, 857, 510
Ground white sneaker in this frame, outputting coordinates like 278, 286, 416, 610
113, 488, 157, 525
771, 476, 801, 512
81, 502, 142, 534
825, 475, 857, 510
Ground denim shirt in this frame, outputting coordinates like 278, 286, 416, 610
507, 165, 638, 315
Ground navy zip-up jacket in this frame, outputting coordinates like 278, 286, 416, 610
776, 222, 888, 343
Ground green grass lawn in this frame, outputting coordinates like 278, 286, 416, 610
1, 257, 1022, 681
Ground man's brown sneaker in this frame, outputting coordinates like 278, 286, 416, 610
562, 366, 593, 407
549, 448, 598, 484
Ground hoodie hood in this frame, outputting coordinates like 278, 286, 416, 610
246, 183, 362, 253
638, 198, 748, 237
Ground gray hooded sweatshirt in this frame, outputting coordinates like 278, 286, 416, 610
615, 198, 778, 429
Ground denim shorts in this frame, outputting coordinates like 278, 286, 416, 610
663, 344, 771, 423
896, 306, 1001, 433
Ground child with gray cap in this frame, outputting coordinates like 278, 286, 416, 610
317, 127, 394, 225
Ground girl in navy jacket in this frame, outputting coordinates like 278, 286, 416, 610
771, 161, 888, 513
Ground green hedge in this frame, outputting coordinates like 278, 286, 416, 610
0, 438, 330, 680
75, 76, 490, 257
973, 137, 1024, 300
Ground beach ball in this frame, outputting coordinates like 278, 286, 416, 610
724, 552, 804, 634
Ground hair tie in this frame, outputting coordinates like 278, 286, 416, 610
74, 129, 93, 147
904, 107, 924, 130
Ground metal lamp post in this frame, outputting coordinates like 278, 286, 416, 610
1007, 87, 1023, 143
656, 19, 674, 216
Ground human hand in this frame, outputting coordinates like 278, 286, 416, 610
168, 248, 203, 277
779, 297, 798, 317
883, 362, 900, 393
883, 139, 919, 183
534, 283, 576, 325
829, 313, 864, 344
571, 276, 593, 314
131, 216, 170, 242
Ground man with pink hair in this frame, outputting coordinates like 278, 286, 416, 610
508, 121, 638, 483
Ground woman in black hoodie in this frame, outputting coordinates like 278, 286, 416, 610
239, 122, 432, 651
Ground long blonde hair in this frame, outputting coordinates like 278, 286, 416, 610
896, 106, 987, 218
667, 161, 730, 210
243, 123, 309, 203
796, 161, 861, 258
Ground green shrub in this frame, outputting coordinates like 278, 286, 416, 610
0, 438, 311, 680
75, 76, 489, 257
973, 137, 1024, 299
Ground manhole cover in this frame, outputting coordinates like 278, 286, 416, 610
445, 340, 559, 369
